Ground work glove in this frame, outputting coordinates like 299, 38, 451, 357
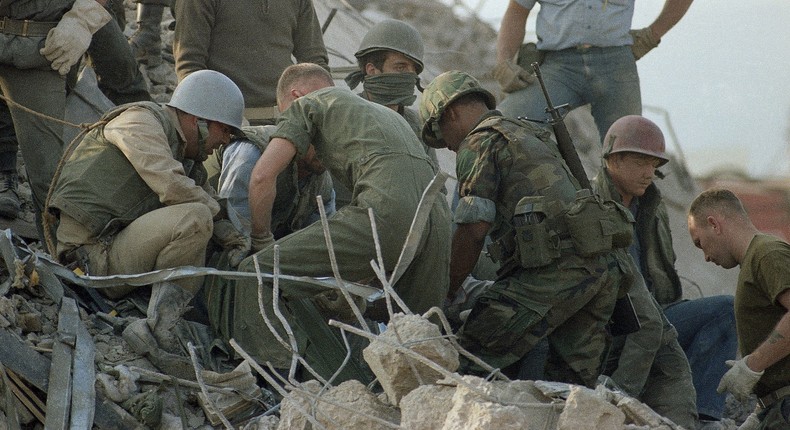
629, 27, 660, 61
738, 412, 761, 430
717, 355, 764, 402
250, 231, 275, 253
40, 0, 111, 75
492, 59, 535, 93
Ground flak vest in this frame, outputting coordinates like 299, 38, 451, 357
49, 102, 206, 239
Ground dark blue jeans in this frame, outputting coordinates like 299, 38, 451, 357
665, 295, 737, 419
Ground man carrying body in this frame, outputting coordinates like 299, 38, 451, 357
594, 115, 709, 429
206, 64, 451, 379
689, 189, 790, 429
49, 70, 249, 377
420, 70, 629, 386
494, 0, 694, 142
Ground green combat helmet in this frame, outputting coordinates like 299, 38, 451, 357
419, 70, 496, 148
355, 19, 425, 73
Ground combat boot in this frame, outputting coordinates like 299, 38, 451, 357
122, 282, 196, 379
0, 171, 21, 219
129, 3, 165, 67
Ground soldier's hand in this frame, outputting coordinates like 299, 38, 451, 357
717, 356, 763, 402
629, 27, 660, 61
40, 0, 111, 75
250, 231, 275, 253
213, 219, 251, 267
492, 60, 535, 93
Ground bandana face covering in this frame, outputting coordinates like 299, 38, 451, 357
345, 71, 419, 107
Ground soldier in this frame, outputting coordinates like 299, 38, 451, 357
205, 63, 451, 379
593, 115, 706, 429
49, 70, 249, 377
420, 70, 629, 386
689, 189, 790, 430
174, 0, 328, 126
0, 0, 112, 235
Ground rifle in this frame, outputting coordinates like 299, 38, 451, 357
531, 62, 640, 336
531, 62, 591, 190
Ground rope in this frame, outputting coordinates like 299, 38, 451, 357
0, 92, 109, 257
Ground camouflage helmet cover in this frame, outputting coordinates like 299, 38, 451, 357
419, 70, 496, 148
355, 19, 425, 73
603, 115, 669, 166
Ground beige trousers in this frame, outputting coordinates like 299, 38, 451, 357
57, 202, 213, 298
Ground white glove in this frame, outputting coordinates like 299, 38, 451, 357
738, 412, 761, 430
492, 59, 535, 93
40, 0, 111, 75
213, 219, 251, 267
717, 355, 764, 402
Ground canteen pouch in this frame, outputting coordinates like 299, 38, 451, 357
565, 190, 634, 257
512, 196, 560, 269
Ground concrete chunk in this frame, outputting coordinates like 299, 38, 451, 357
362, 313, 459, 405
400, 384, 455, 430
558, 385, 625, 430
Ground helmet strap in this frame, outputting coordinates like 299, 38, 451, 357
194, 119, 210, 162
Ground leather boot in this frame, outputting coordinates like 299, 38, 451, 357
122, 282, 196, 379
129, 3, 165, 67
0, 170, 20, 219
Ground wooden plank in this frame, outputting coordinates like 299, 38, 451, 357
44, 297, 79, 430
0, 327, 144, 429
6, 369, 45, 424
70, 319, 96, 429
0, 364, 22, 430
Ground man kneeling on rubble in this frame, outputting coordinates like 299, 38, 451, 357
48, 70, 250, 376
205, 63, 451, 381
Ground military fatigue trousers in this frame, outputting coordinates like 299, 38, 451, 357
458, 252, 624, 387
207, 203, 451, 375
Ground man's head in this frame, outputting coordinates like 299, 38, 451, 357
355, 19, 424, 75
167, 70, 245, 160
603, 115, 669, 204
419, 71, 496, 150
687, 188, 752, 269
276, 63, 335, 112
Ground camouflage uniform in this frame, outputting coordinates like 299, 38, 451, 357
454, 113, 626, 387
207, 87, 451, 379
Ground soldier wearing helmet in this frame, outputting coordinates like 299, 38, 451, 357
337, 19, 439, 206
420, 70, 629, 387
594, 115, 736, 429
48, 70, 250, 378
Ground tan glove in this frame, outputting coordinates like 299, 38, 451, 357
629, 27, 660, 61
492, 59, 535, 93
212, 219, 251, 267
250, 231, 275, 253
717, 355, 764, 402
40, 0, 112, 75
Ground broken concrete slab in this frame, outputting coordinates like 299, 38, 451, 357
399, 383, 454, 430
558, 385, 625, 430
362, 313, 458, 406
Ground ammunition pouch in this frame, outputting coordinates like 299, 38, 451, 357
564, 190, 634, 257
512, 196, 561, 269
487, 196, 563, 272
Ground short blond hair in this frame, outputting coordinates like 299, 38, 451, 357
276, 63, 333, 107
688, 188, 748, 221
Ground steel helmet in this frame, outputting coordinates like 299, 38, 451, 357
603, 115, 669, 166
355, 19, 425, 74
167, 70, 245, 132
419, 70, 496, 148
